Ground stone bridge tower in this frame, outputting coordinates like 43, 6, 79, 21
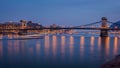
100, 17, 108, 37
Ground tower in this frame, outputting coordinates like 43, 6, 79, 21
20, 20, 27, 29
101, 17, 108, 28
100, 17, 108, 37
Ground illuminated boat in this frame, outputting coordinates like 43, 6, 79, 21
14, 34, 44, 40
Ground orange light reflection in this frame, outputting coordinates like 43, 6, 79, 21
105, 37, 110, 56
113, 37, 118, 55
45, 36, 50, 56
80, 36, 84, 48
69, 36, 74, 60
52, 35, 57, 57
90, 36, 95, 54
80, 36, 85, 58
61, 36, 65, 54
0, 41, 3, 57
98, 37, 101, 51
90, 36, 95, 46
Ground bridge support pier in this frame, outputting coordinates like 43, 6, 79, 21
100, 29, 108, 37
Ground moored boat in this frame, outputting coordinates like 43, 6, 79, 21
17, 34, 44, 39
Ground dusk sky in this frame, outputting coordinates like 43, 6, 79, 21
0, 0, 120, 26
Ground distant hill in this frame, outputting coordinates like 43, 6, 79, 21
110, 21, 120, 28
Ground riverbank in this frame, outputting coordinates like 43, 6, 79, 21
101, 55, 120, 68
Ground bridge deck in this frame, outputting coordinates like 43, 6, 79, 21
0, 28, 120, 30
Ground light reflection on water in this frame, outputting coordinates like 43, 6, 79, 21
0, 41, 3, 57
113, 37, 118, 55
44, 35, 50, 57
98, 37, 101, 50
52, 35, 57, 58
80, 36, 84, 58
90, 36, 95, 54
61, 36, 65, 59
0, 35, 120, 68
69, 36, 74, 60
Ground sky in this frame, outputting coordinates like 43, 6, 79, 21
0, 0, 120, 26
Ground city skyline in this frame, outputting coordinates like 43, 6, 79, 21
0, 0, 120, 26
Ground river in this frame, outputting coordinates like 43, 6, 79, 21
0, 34, 120, 68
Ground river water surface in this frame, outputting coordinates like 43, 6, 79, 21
0, 34, 120, 68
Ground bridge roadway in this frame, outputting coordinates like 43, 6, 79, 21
0, 27, 120, 30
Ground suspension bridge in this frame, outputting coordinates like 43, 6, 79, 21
0, 17, 119, 37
